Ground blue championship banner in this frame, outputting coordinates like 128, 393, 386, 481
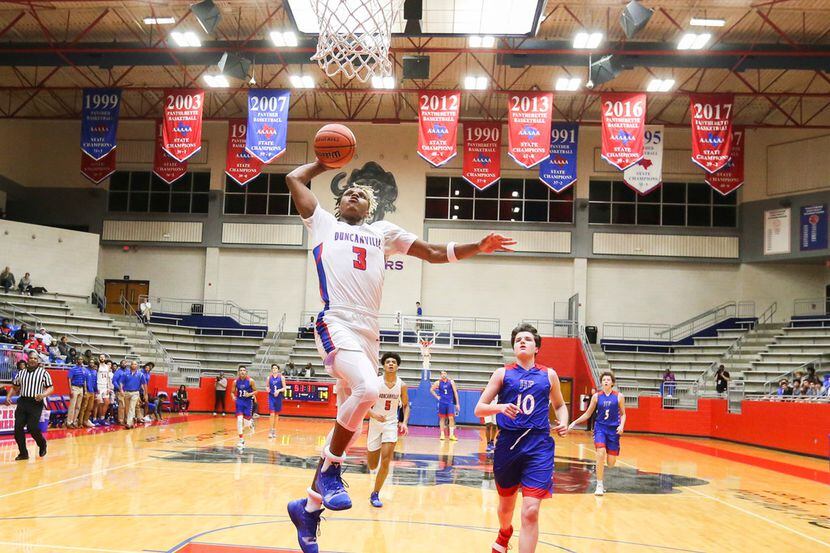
800, 204, 828, 251
245, 89, 290, 163
539, 122, 578, 193
80, 88, 121, 160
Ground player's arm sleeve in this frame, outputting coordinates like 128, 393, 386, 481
374, 220, 417, 256
302, 204, 338, 241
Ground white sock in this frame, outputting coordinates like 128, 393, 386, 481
597, 480, 603, 485
305, 488, 323, 512
237, 416, 243, 435
320, 446, 346, 472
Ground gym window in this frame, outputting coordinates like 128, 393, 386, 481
224, 173, 305, 215
588, 180, 737, 228
108, 171, 210, 214
425, 177, 574, 223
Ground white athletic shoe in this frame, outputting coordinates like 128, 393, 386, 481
268, 431, 276, 439
594, 482, 605, 496
236, 439, 245, 452
143, 416, 152, 422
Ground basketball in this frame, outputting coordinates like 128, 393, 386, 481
314, 123, 356, 168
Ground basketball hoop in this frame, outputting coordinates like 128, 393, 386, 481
418, 333, 434, 371
311, 0, 403, 82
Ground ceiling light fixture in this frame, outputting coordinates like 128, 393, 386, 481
469, 35, 495, 48
371, 76, 395, 89
555, 77, 581, 91
170, 31, 201, 47
270, 30, 298, 47
646, 78, 675, 92
690, 17, 725, 27
678, 32, 712, 50
573, 31, 603, 49
144, 17, 176, 25
463, 75, 488, 90
289, 75, 315, 88
203, 74, 230, 88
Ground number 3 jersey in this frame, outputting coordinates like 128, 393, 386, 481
496, 363, 552, 432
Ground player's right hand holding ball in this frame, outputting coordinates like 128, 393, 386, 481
499, 403, 520, 419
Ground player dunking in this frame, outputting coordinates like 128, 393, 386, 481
285, 156, 515, 553
232, 365, 257, 452
431, 370, 459, 440
569, 371, 626, 496
475, 323, 569, 553
366, 352, 409, 508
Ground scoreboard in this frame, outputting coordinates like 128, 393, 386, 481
286, 382, 330, 402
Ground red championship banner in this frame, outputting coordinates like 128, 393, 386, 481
706, 127, 744, 195
689, 93, 734, 173
417, 90, 460, 166
462, 122, 501, 190
225, 119, 263, 186
600, 92, 646, 171
81, 149, 116, 184
507, 92, 553, 168
162, 88, 205, 162
153, 120, 188, 184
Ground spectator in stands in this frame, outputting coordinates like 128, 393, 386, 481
65, 348, 79, 365
300, 316, 315, 338
715, 365, 730, 395
120, 360, 144, 429
805, 382, 820, 398
791, 378, 802, 397
214, 372, 227, 416
13, 322, 29, 345
416, 301, 423, 317
0, 319, 13, 344
661, 368, 676, 397
776, 379, 791, 397
804, 364, 819, 384
139, 299, 152, 324
285, 361, 296, 377
79, 360, 98, 428
0, 267, 14, 293
174, 385, 190, 412
38, 327, 53, 348
17, 272, 32, 295
304, 362, 314, 379
57, 336, 70, 358
66, 358, 87, 428
822, 374, 830, 396
24, 333, 49, 362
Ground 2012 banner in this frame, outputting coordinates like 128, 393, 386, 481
246, 89, 290, 163
80, 88, 121, 161
623, 125, 664, 195
81, 150, 116, 184
162, 89, 205, 162
600, 92, 646, 171
705, 128, 744, 195
462, 122, 501, 190
154, 120, 188, 184
690, 93, 733, 173
507, 92, 553, 168
417, 90, 460, 167
538, 122, 578, 193
226, 119, 263, 186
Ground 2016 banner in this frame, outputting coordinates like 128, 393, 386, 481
81, 88, 121, 161
538, 122, 578, 193
690, 93, 733, 173
462, 122, 501, 190
154, 120, 188, 184
417, 90, 460, 167
706, 128, 744, 195
226, 119, 263, 186
162, 88, 205, 162
601, 92, 646, 171
507, 92, 553, 168
623, 125, 664, 195
245, 89, 290, 163
81, 150, 116, 184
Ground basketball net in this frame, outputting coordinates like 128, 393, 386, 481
418, 336, 433, 380
311, 0, 403, 82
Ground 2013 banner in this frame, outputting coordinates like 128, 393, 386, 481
538, 122, 578, 193
623, 125, 664, 195
226, 119, 263, 186
690, 93, 733, 173
245, 89, 290, 163
81, 88, 121, 161
462, 122, 501, 190
507, 92, 553, 168
417, 90, 460, 167
600, 92, 646, 171
706, 128, 744, 195
81, 150, 116, 184
154, 120, 188, 184
162, 89, 205, 162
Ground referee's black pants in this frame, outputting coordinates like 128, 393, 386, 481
15, 397, 46, 454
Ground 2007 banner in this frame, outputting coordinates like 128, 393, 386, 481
706, 127, 744, 195
507, 92, 553, 168
80, 88, 121, 161
246, 89, 290, 163
600, 92, 646, 171
417, 90, 460, 167
538, 122, 578, 193
154, 120, 188, 184
690, 93, 733, 173
162, 89, 205, 162
462, 122, 501, 190
226, 119, 263, 186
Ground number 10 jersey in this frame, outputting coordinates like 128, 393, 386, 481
496, 363, 552, 432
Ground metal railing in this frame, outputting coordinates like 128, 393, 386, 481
762, 357, 825, 396
120, 294, 176, 372
256, 313, 287, 372
602, 322, 670, 341
661, 382, 699, 410
1, 347, 25, 382
759, 301, 778, 325
0, 301, 44, 330
93, 276, 106, 311
727, 381, 745, 413
745, 394, 830, 403
523, 319, 577, 337
695, 332, 746, 392
142, 295, 268, 327
579, 325, 603, 387
616, 380, 639, 408
793, 298, 829, 318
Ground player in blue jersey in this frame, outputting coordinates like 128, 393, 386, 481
431, 370, 459, 440
475, 323, 569, 553
569, 371, 627, 496
268, 364, 289, 439
232, 365, 257, 452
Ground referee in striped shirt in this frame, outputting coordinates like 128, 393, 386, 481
5, 350, 53, 460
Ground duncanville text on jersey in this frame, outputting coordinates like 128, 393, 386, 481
334, 232, 382, 249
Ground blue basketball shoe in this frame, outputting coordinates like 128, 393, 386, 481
315, 462, 352, 511
287, 498, 323, 553
370, 491, 383, 508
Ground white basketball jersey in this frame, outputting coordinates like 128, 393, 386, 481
304, 205, 416, 314
372, 376, 403, 424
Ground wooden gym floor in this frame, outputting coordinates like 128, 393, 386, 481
0, 415, 827, 552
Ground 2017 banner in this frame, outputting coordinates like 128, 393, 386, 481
245, 89, 290, 163
600, 92, 646, 171
154, 120, 188, 184
462, 122, 501, 190
706, 128, 744, 195
81, 88, 121, 161
81, 150, 116, 184
226, 119, 263, 186
690, 93, 733, 173
538, 122, 578, 193
417, 90, 460, 167
623, 125, 664, 195
162, 88, 205, 162
507, 92, 553, 168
